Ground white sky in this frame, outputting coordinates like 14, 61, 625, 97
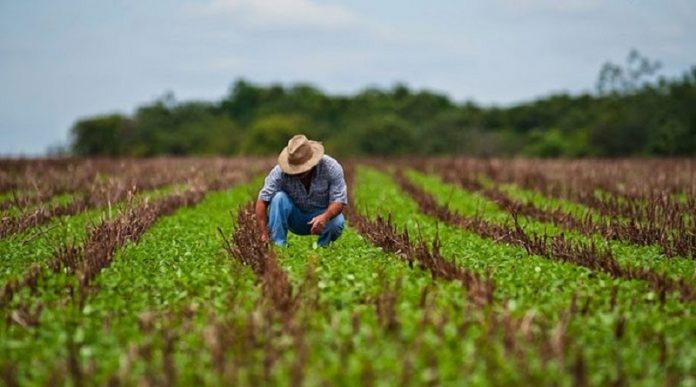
1, 0, 695, 155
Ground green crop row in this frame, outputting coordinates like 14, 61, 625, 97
406, 170, 696, 282
0, 172, 581, 385
1, 165, 693, 386
1, 193, 74, 218
226, 211, 574, 384
0, 181, 259, 384
0, 185, 179, 284
355, 167, 695, 385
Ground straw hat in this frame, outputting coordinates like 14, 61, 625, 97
278, 134, 325, 175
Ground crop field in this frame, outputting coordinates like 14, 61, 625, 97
0, 157, 694, 386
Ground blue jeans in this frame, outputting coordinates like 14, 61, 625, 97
267, 192, 345, 247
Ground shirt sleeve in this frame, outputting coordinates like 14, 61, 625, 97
328, 162, 348, 205
258, 165, 283, 202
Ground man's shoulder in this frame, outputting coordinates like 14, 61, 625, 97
267, 164, 284, 178
320, 155, 343, 172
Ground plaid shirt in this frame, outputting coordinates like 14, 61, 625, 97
258, 155, 348, 212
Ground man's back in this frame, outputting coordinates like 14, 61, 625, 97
258, 155, 348, 213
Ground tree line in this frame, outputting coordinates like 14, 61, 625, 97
70, 51, 696, 157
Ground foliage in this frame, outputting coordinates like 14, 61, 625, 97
0, 159, 695, 385
71, 114, 132, 156
69, 51, 696, 158
355, 166, 695, 384
239, 114, 312, 155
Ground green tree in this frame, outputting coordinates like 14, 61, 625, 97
69, 58, 696, 158
220, 79, 265, 126
239, 114, 312, 155
70, 114, 131, 156
353, 115, 416, 156
523, 128, 567, 158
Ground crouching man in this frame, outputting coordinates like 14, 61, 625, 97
256, 134, 347, 247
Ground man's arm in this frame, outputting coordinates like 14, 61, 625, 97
255, 199, 270, 243
309, 159, 348, 234
308, 202, 344, 235
256, 166, 283, 243
323, 202, 344, 220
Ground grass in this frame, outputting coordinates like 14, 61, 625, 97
355, 166, 695, 385
0, 186, 177, 284
0, 164, 693, 386
406, 169, 696, 278
0, 181, 259, 384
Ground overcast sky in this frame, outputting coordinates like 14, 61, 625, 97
1, 0, 695, 155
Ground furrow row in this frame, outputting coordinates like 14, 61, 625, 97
393, 170, 694, 303
437, 167, 696, 259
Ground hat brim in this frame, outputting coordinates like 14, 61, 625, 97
278, 141, 324, 175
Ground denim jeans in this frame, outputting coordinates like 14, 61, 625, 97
267, 191, 345, 247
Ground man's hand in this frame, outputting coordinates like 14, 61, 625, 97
255, 199, 270, 244
308, 214, 328, 235
309, 203, 344, 235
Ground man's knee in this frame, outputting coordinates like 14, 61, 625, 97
326, 213, 345, 234
268, 192, 296, 229
270, 191, 291, 204
269, 191, 293, 212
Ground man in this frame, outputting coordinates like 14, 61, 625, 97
256, 134, 347, 247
